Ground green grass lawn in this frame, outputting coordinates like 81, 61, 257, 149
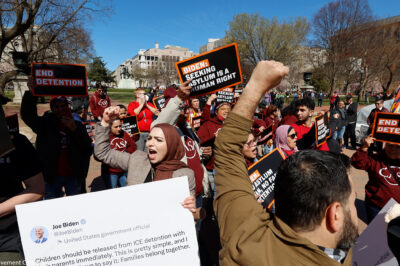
108, 92, 135, 105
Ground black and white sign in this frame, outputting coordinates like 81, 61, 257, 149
32, 63, 87, 96
121, 116, 140, 135
315, 115, 330, 147
372, 112, 400, 144
153, 96, 166, 110
175, 43, 242, 98
258, 125, 273, 141
192, 116, 201, 130
248, 148, 285, 210
216, 88, 234, 104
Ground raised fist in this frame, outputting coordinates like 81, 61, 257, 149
207, 93, 217, 105
101, 106, 120, 126
248, 60, 289, 94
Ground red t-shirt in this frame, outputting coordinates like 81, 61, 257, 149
127, 101, 155, 132
291, 122, 330, 151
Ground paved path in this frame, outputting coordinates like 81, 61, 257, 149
3, 98, 370, 233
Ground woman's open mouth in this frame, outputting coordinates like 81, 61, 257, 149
148, 148, 157, 160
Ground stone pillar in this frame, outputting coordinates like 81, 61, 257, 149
13, 74, 28, 104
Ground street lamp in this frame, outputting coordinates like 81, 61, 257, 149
357, 69, 364, 103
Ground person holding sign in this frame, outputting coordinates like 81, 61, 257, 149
274, 125, 299, 158
94, 107, 197, 210
151, 80, 210, 201
187, 98, 202, 127
351, 135, 400, 223
21, 91, 92, 199
214, 60, 358, 265
292, 98, 330, 151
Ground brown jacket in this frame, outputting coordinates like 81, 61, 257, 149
214, 112, 353, 265
94, 124, 196, 195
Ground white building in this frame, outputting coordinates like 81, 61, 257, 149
114, 43, 197, 88
199, 38, 226, 53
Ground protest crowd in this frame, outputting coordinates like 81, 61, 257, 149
2, 47, 400, 265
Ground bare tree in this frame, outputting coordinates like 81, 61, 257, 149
311, 0, 373, 95
0, 0, 111, 94
360, 25, 400, 94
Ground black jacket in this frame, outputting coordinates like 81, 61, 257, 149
21, 91, 92, 183
345, 102, 358, 123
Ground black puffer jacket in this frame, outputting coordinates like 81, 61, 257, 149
21, 91, 92, 183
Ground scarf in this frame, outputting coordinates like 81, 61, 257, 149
152, 123, 188, 181
274, 125, 298, 157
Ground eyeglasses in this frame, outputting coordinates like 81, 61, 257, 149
244, 139, 257, 147
288, 133, 297, 139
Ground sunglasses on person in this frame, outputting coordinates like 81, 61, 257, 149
288, 133, 297, 139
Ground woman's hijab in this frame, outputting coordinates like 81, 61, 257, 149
152, 123, 188, 181
274, 125, 298, 157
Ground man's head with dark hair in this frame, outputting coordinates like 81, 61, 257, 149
275, 150, 358, 250
95, 83, 105, 97
295, 98, 315, 123
117, 104, 127, 118
374, 98, 385, 112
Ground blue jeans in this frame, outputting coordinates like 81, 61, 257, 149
45, 176, 81, 199
195, 195, 203, 233
108, 172, 127, 188
333, 126, 346, 140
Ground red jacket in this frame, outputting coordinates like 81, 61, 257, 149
351, 149, 400, 208
107, 132, 137, 173
197, 115, 224, 171
127, 101, 156, 132
89, 91, 111, 119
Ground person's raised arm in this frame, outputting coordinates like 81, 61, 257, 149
214, 60, 288, 245
200, 94, 216, 123
21, 90, 40, 133
232, 61, 289, 119
151, 80, 191, 128
94, 106, 131, 171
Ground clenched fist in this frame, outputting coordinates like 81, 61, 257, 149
101, 106, 120, 127
247, 60, 289, 95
